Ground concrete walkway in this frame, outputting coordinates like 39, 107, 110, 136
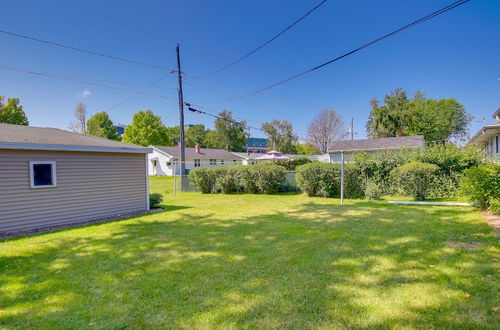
388, 201, 471, 206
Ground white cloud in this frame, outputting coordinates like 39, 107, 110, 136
78, 90, 91, 98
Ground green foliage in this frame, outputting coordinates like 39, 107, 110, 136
189, 167, 217, 193
149, 193, 163, 208
86, 111, 118, 140
261, 119, 298, 154
0, 97, 29, 125
165, 126, 180, 146
213, 110, 248, 152
293, 142, 319, 155
364, 181, 383, 200
296, 162, 364, 198
189, 165, 286, 194
203, 129, 222, 149
270, 156, 313, 170
390, 161, 439, 200
185, 124, 208, 147
460, 165, 500, 209
488, 198, 500, 215
366, 88, 472, 142
122, 110, 169, 147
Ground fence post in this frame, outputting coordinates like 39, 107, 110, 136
341, 151, 344, 205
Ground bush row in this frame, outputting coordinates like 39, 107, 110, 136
460, 165, 500, 213
295, 163, 364, 198
189, 165, 287, 194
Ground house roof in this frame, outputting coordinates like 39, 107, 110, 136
0, 123, 150, 153
233, 152, 319, 160
152, 146, 245, 160
467, 122, 500, 146
327, 136, 425, 153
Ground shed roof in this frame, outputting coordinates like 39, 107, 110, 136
328, 136, 424, 153
152, 146, 245, 160
0, 123, 150, 153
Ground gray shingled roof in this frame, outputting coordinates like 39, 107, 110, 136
328, 136, 424, 152
0, 123, 149, 153
152, 146, 245, 160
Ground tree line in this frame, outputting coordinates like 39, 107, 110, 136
1, 88, 473, 153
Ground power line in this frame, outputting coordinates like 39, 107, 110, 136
0, 65, 173, 100
225, 0, 471, 103
107, 72, 172, 111
0, 29, 169, 70
194, 0, 329, 77
186, 105, 264, 133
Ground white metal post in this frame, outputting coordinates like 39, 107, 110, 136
173, 161, 177, 196
340, 151, 344, 205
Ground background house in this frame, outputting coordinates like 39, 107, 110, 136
319, 136, 425, 162
0, 123, 151, 234
148, 144, 245, 176
246, 137, 268, 153
467, 108, 500, 160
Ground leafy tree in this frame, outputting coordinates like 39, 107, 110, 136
213, 110, 247, 151
366, 88, 472, 142
307, 109, 345, 153
122, 110, 169, 146
86, 111, 119, 140
69, 103, 87, 134
294, 142, 319, 155
204, 129, 222, 149
0, 96, 29, 125
261, 119, 297, 154
165, 126, 180, 146
186, 124, 208, 147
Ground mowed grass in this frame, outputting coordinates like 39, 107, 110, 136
0, 177, 499, 329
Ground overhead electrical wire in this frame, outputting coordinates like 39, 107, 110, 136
0, 65, 173, 100
186, 105, 265, 132
224, 0, 471, 103
194, 0, 329, 77
0, 29, 169, 70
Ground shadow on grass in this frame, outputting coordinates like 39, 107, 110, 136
0, 200, 498, 328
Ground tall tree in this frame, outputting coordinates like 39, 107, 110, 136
165, 126, 180, 146
0, 96, 29, 125
213, 110, 248, 151
185, 124, 208, 147
86, 111, 119, 140
122, 110, 169, 146
366, 88, 473, 142
294, 142, 319, 155
307, 109, 345, 153
261, 119, 298, 154
204, 129, 222, 149
69, 102, 87, 134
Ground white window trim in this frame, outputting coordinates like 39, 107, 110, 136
29, 161, 57, 188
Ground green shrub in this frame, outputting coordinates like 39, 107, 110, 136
149, 193, 163, 208
460, 165, 500, 209
189, 167, 216, 193
270, 157, 313, 170
365, 181, 383, 200
489, 198, 500, 215
390, 161, 439, 200
296, 163, 364, 198
254, 165, 287, 194
214, 166, 241, 194
189, 165, 287, 194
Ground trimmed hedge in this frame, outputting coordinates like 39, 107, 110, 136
149, 193, 163, 208
269, 156, 313, 170
390, 161, 439, 201
295, 162, 364, 198
460, 165, 500, 209
189, 165, 287, 194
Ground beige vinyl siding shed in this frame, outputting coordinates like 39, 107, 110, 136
0, 124, 151, 234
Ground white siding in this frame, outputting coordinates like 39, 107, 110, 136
0, 149, 148, 233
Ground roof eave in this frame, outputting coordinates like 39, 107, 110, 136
0, 142, 151, 154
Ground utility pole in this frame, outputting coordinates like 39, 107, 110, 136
350, 118, 354, 140
176, 44, 186, 190
340, 151, 345, 205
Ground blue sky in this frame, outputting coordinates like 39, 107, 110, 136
0, 0, 499, 140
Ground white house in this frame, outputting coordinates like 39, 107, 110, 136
319, 136, 425, 163
148, 144, 246, 176
467, 108, 500, 160
232, 152, 319, 165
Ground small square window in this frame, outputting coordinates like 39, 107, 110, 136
30, 161, 57, 188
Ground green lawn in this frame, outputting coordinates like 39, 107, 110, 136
1, 177, 499, 329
